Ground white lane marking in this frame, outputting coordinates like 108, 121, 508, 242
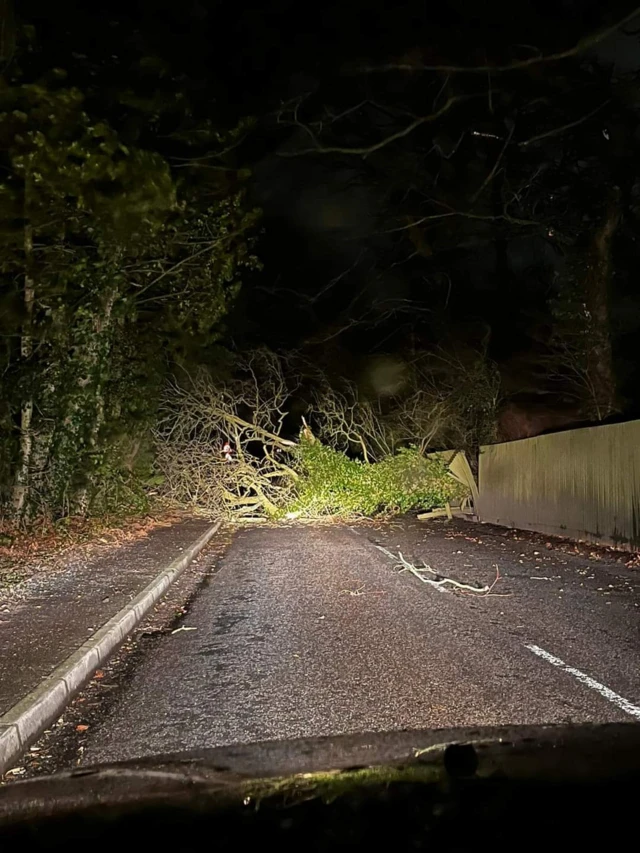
526, 643, 640, 720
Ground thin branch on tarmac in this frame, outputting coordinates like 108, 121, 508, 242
376, 546, 506, 596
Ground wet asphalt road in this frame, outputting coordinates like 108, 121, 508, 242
83, 520, 640, 764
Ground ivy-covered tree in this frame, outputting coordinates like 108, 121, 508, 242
0, 21, 261, 520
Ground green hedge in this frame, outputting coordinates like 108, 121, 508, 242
283, 441, 467, 518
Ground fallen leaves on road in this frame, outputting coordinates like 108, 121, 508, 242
0, 509, 190, 591
75, 725, 89, 732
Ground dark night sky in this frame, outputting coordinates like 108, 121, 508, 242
17, 0, 640, 418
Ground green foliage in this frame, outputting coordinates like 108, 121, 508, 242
284, 441, 466, 519
0, 83, 176, 251
89, 454, 153, 516
146, 192, 262, 355
0, 40, 261, 521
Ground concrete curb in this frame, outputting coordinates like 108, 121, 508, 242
0, 520, 221, 776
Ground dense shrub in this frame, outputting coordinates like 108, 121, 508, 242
283, 441, 467, 518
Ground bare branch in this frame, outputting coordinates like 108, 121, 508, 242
170, 131, 253, 164
383, 208, 543, 233
354, 7, 640, 75
470, 121, 515, 203
134, 223, 253, 299
518, 100, 610, 148
307, 375, 394, 461
324, 100, 371, 123
155, 351, 299, 520
278, 95, 477, 158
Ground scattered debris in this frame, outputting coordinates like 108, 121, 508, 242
417, 503, 453, 521
170, 625, 198, 634
341, 584, 384, 597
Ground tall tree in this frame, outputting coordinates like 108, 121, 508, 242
0, 21, 261, 518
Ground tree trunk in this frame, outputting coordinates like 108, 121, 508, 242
43, 283, 120, 516
70, 286, 119, 515
585, 190, 620, 419
12, 220, 35, 516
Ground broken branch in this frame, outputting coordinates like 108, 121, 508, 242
376, 546, 502, 595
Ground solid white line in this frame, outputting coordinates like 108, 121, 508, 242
525, 643, 640, 720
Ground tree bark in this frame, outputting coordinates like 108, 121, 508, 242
72, 286, 119, 514
585, 190, 620, 419
12, 219, 35, 516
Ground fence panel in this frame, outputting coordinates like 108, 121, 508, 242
477, 420, 640, 551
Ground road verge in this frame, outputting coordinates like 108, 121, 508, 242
0, 520, 221, 776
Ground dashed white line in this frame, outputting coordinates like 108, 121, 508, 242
526, 643, 640, 720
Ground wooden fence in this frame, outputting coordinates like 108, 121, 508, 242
476, 419, 640, 551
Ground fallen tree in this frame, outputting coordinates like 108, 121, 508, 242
155, 350, 469, 521
286, 440, 467, 520
155, 351, 299, 519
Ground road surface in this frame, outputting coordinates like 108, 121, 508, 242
75, 518, 639, 765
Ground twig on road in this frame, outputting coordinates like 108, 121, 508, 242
341, 584, 384, 596
375, 546, 507, 596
